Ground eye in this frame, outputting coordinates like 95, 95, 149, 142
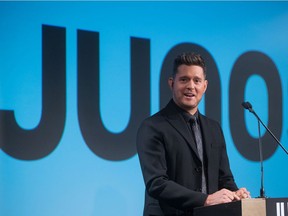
180, 77, 188, 82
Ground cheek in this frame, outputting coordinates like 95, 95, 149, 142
173, 84, 183, 92
173, 89, 183, 98
198, 86, 207, 94
176, 88, 185, 95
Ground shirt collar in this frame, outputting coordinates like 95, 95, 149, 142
171, 100, 199, 123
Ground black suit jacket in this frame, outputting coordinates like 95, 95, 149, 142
136, 100, 238, 216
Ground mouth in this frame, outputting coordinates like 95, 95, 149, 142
184, 93, 196, 98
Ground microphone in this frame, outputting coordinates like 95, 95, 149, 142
242, 101, 288, 155
242, 101, 288, 198
241, 101, 252, 110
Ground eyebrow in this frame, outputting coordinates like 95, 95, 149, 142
178, 75, 204, 80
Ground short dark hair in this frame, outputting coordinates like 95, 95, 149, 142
173, 52, 206, 78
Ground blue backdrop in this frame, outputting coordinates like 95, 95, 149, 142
0, 2, 287, 216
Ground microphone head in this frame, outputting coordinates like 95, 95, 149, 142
246, 102, 252, 109
242, 102, 251, 109
242, 101, 253, 110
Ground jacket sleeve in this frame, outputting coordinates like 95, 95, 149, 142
216, 122, 238, 191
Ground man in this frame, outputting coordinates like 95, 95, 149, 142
136, 52, 250, 216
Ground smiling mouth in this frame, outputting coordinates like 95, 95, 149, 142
184, 93, 196, 98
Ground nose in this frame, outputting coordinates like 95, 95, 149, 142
187, 80, 195, 89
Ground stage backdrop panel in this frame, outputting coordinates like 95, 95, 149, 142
0, 2, 287, 216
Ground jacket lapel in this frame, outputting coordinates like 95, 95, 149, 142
163, 100, 201, 160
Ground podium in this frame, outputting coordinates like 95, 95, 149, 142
193, 198, 288, 216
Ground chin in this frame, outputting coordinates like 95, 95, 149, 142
182, 103, 196, 111
183, 100, 196, 107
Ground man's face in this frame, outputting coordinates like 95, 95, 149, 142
168, 64, 208, 115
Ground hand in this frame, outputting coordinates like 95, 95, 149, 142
235, 187, 251, 199
204, 189, 240, 206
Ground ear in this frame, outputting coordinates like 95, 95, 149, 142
168, 77, 174, 90
203, 79, 208, 93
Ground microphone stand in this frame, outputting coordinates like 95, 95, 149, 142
242, 101, 288, 198
247, 105, 288, 155
257, 119, 266, 198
